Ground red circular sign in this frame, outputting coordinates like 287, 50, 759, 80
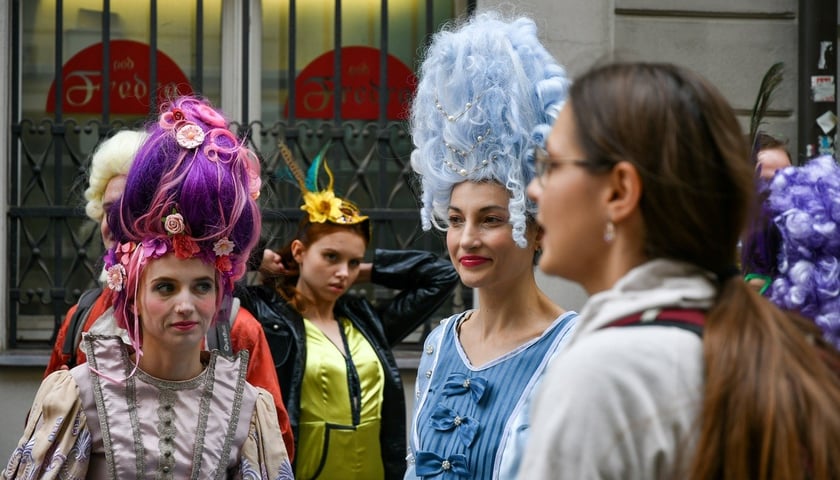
289, 46, 416, 120
46, 40, 193, 115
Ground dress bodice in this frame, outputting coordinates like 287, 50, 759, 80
407, 311, 577, 479
73, 335, 257, 479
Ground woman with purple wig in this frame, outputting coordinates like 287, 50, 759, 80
2, 97, 293, 479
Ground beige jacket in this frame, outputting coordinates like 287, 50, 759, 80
518, 259, 716, 480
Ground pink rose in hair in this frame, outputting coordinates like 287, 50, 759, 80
164, 213, 185, 235
159, 108, 186, 130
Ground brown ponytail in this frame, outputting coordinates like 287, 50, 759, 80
690, 278, 840, 479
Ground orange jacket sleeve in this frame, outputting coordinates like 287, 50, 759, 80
44, 304, 77, 378
230, 308, 295, 460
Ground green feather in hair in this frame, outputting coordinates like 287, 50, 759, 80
305, 140, 334, 193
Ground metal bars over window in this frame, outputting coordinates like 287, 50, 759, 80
7, 0, 474, 351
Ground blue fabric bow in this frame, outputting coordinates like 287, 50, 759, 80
440, 373, 488, 404
415, 451, 470, 477
429, 403, 479, 447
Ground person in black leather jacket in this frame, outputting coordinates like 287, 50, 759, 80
238, 207, 458, 479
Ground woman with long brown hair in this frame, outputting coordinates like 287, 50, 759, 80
520, 62, 840, 479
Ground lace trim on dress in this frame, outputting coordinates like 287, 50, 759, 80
210, 350, 250, 480
84, 334, 121, 478
125, 364, 146, 477
190, 354, 216, 479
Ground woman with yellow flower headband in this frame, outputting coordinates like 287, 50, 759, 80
3, 96, 293, 478
238, 145, 459, 479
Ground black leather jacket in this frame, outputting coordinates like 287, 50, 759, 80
237, 249, 458, 479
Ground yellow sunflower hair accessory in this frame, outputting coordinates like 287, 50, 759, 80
279, 141, 369, 226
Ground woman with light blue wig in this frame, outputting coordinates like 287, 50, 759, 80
405, 12, 578, 479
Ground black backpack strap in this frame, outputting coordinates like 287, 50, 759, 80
207, 297, 238, 357
605, 308, 705, 338
62, 287, 103, 368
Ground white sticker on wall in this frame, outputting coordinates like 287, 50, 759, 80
816, 110, 837, 134
812, 75, 836, 102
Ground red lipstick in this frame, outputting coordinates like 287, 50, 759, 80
459, 255, 489, 267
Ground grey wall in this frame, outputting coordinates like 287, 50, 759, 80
480, 0, 799, 154
612, 0, 798, 155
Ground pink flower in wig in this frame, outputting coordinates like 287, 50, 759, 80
142, 237, 169, 260
106, 264, 126, 291
215, 255, 233, 273
118, 242, 136, 265
159, 108, 186, 130
163, 213, 186, 235
195, 104, 227, 128
172, 235, 201, 259
213, 237, 235, 256
175, 122, 205, 149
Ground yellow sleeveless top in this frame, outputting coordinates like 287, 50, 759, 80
296, 317, 385, 479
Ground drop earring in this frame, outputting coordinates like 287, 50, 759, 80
604, 221, 615, 243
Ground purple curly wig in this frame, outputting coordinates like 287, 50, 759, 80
105, 96, 262, 352
765, 155, 840, 349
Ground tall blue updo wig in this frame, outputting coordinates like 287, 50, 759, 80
410, 12, 570, 247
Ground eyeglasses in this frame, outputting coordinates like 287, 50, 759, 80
534, 147, 589, 186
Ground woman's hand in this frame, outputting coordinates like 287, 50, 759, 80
260, 249, 287, 276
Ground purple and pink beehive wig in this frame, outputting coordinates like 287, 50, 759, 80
105, 96, 262, 353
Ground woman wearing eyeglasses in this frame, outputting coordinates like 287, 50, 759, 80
403, 13, 578, 479
519, 62, 840, 479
